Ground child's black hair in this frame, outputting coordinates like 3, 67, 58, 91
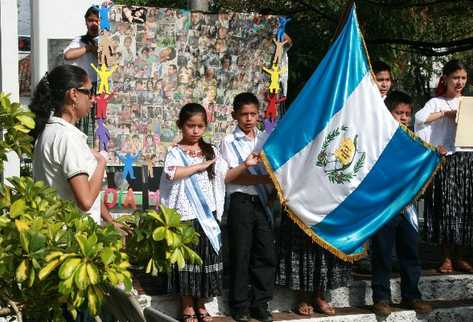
232, 92, 260, 113
372, 60, 391, 75
177, 103, 215, 179
384, 90, 412, 112
84, 6, 99, 19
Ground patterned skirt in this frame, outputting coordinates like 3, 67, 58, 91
423, 152, 473, 247
166, 219, 223, 298
276, 213, 352, 294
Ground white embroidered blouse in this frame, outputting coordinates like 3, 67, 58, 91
415, 96, 459, 154
159, 145, 228, 221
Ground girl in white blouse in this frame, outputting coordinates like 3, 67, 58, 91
414, 60, 472, 274
159, 103, 258, 322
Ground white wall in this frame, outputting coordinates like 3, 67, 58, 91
1, 0, 20, 101
18, 0, 30, 36
1, 0, 21, 182
31, 0, 97, 86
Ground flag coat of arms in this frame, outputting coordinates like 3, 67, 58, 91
262, 6, 441, 261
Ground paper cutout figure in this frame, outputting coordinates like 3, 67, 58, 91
265, 93, 286, 121
104, 188, 118, 209
148, 189, 160, 209
263, 64, 287, 93
272, 38, 289, 66
118, 151, 140, 181
143, 154, 156, 178
95, 91, 114, 119
264, 118, 277, 134
99, 2, 112, 31
96, 119, 110, 151
98, 29, 117, 66
276, 16, 291, 42
91, 63, 117, 94
122, 187, 137, 209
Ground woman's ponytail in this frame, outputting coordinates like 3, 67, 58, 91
29, 73, 53, 141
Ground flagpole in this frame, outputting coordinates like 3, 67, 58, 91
331, 0, 356, 42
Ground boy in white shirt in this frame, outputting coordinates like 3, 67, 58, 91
220, 93, 275, 322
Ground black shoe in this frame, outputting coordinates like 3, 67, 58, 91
372, 301, 392, 317
231, 308, 250, 322
250, 306, 273, 322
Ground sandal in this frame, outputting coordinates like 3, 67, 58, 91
314, 300, 336, 316
296, 302, 314, 316
454, 260, 473, 274
182, 314, 198, 322
437, 258, 453, 274
196, 311, 212, 322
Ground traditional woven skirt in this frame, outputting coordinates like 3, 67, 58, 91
423, 152, 473, 247
276, 214, 352, 294
166, 219, 223, 298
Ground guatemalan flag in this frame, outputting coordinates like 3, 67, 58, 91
262, 6, 441, 261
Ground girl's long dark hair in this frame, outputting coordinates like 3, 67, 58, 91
435, 59, 467, 97
29, 65, 88, 141
177, 103, 215, 179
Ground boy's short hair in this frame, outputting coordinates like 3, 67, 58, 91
385, 90, 412, 112
233, 92, 260, 113
372, 60, 391, 75
85, 6, 99, 19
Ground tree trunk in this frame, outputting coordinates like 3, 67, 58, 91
188, 0, 209, 12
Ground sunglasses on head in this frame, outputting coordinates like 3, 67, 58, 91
75, 87, 94, 98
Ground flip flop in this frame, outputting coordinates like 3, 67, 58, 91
437, 259, 453, 274
314, 301, 336, 316
182, 314, 197, 322
454, 260, 473, 274
197, 311, 212, 322
295, 302, 314, 316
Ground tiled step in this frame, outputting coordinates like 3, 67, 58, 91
206, 300, 473, 322
136, 272, 473, 317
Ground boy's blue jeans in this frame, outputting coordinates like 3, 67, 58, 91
371, 214, 422, 303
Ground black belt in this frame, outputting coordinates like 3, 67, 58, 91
232, 192, 260, 204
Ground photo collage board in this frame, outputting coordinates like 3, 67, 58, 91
101, 5, 286, 175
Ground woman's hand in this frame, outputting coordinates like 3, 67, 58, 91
438, 144, 448, 156
91, 149, 106, 164
244, 153, 260, 168
112, 221, 131, 237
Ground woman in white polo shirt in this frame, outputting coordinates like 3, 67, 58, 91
30, 64, 113, 225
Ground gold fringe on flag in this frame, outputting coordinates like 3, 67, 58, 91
261, 152, 367, 263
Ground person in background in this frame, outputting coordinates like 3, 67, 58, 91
415, 59, 472, 274
372, 60, 393, 100
64, 6, 99, 84
371, 91, 432, 317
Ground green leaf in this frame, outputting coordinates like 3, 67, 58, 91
75, 233, 88, 256
175, 249, 185, 269
16, 114, 35, 129
29, 230, 47, 253
100, 247, 115, 266
152, 226, 166, 241
19, 231, 30, 252
38, 259, 61, 280
16, 259, 28, 282
11, 199, 26, 218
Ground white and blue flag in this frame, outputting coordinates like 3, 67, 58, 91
262, 6, 441, 261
